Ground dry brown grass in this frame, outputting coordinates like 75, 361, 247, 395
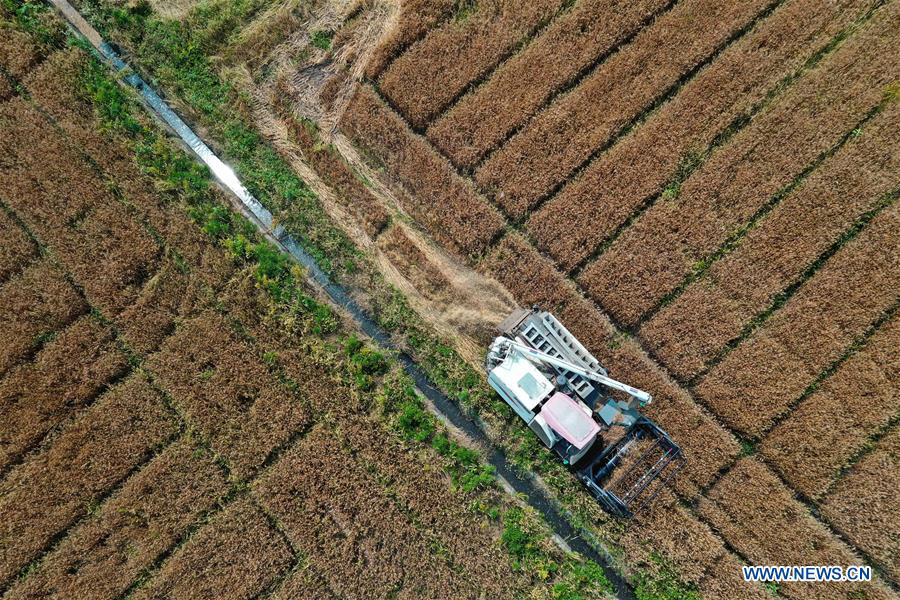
821, 427, 900, 583
621, 491, 725, 585
526, 0, 878, 270
146, 311, 311, 479
341, 417, 518, 597
0, 374, 176, 585
0, 26, 39, 78
761, 315, 899, 499
475, 0, 771, 218
341, 86, 503, 257
377, 224, 451, 298
699, 458, 891, 600
134, 498, 292, 600
379, 0, 567, 129
428, 0, 670, 169
0, 315, 128, 473
0, 208, 35, 283
1, 99, 162, 316
0, 258, 86, 377
253, 426, 479, 598
696, 203, 899, 436
275, 90, 390, 236
641, 101, 900, 379
579, 4, 900, 326
5, 438, 228, 600
697, 553, 772, 600
364, 0, 457, 80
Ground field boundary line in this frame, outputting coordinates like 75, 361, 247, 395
755, 298, 900, 442
688, 187, 899, 385
634, 99, 892, 329
817, 416, 900, 503
509, 0, 786, 226
466, 0, 681, 173
404, 0, 582, 132
566, 0, 890, 279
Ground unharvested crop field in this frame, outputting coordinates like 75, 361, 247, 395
4, 0, 898, 597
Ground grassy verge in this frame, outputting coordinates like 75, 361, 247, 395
28, 0, 699, 594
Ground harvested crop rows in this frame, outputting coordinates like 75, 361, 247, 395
0, 14, 585, 599
341, 0, 900, 593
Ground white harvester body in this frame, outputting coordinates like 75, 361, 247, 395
485, 308, 684, 517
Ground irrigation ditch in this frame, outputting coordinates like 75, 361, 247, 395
47, 0, 635, 597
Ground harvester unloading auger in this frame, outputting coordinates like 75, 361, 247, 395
486, 308, 684, 518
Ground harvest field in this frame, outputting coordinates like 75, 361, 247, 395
3, 0, 898, 598
0, 6, 611, 599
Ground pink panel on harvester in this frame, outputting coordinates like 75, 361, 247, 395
541, 392, 600, 449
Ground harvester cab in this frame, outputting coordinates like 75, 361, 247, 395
485, 308, 684, 518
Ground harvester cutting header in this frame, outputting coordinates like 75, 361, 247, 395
486, 308, 684, 517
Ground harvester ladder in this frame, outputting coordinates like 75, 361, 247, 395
521, 323, 595, 401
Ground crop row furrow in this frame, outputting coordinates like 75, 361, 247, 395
3, 438, 229, 600
0, 207, 37, 284
476, 0, 779, 219
0, 256, 87, 379
528, 0, 887, 272
578, 2, 900, 327
427, 0, 674, 170
379, 0, 570, 130
694, 202, 899, 437
0, 315, 129, 476
820, 426, 900, 585
145, 311, 313, 481
340, 85, 504, 258
133, 498, 293, 600
759, 312, 899, 500
699, 458, 894, 600
253, 425, 480, 599
338, 416, 518, 597
0, 373, 179, 589
0, 98, 163, 317
364, 0, 459, 81
640, 100, 900, 380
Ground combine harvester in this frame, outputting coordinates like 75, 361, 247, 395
486, 308, 684, 518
